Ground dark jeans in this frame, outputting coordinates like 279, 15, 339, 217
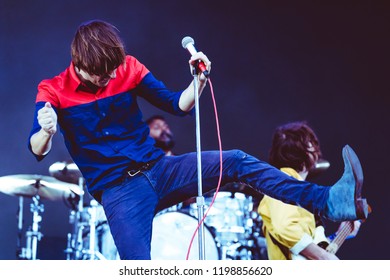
101, 149, 329, 260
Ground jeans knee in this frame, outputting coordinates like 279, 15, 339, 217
223, 149, 252, 172
228, 149, 249, 161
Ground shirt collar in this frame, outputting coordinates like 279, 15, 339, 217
67, 62, 84, 91
280, 167, 303, 181
68, 62, 99, 93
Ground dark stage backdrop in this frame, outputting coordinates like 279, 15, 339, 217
0, 0, 389, 260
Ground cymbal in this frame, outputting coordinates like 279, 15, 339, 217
0, 174, 83, 201
308, 158, 331, 178
315, 159, 331, 172
49, 161, 83, 185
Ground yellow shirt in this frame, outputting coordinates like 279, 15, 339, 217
258, 167, 326, 260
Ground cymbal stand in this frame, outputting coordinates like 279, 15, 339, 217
82, 200, 106, 260
64, 177, 106, 260
23, 195, 44, 260
65, 209, 84, 260
16, 196, 24, 259
65, 177, 85, 260
85, 199, 98, 259
75, 200, 106, 260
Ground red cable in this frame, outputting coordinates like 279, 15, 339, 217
186, 78, 223, 260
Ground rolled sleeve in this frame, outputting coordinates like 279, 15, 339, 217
290, 233, 314, 255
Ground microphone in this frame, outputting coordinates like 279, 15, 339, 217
181, 36, 209, 77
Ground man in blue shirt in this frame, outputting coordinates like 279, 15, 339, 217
29, 20, 369, 260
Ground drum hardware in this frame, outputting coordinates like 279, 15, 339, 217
83, 199, 102, 260
188, 191, 254, 243
151, 204, 267, 260
64, 177, 108, 260
0, 173, 81, 260
49, 161, 83, 185
219, 242, 243, 260
0, 174, 82, 201
16, 196, 24, 258
49, 160, 103, 259
19, 195, 44, 260
65, 198, 118, 260
216, 234, 266, 260
66, 186, 266, 260
14, 194, 45, 260
46, 161, 96, 260
45, 160, 266, 260
48, 161, 117, 260
182, 189, 268, 260
0, 167, 266, 260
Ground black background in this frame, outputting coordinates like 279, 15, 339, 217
0, 0, 389, 260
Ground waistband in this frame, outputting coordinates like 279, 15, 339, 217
127, 156, 163, 177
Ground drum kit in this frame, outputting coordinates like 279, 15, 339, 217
151, 183, 267, 260
0, 172, 83, 260
0, 163, 267, 260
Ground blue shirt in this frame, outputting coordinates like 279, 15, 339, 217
29, 55, 189, 196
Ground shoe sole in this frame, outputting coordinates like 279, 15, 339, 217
344, 145, 368, 219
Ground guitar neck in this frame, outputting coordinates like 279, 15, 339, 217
326, 221, 354, 254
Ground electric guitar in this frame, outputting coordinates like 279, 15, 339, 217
292, 204, 371, 260
326, 220, 355, 254
291, 221, 355, 260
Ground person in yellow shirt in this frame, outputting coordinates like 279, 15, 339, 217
258, 121, 360, 260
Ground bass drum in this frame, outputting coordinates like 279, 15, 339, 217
151, 211, 219, 260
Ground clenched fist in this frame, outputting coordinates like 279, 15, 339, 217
37, 102, 57, 135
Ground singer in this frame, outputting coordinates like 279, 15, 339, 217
29, 20, 368, 260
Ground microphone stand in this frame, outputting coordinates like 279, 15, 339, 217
193, 67, 206, 260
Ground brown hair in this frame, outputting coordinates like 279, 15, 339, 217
269, 121, 322, 172
71, 20, 126, 76
146, 115, 166, 125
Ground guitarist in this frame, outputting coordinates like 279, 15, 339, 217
258, 121, 361, 260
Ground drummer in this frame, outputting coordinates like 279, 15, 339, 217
146, 115, 175, 157
146, 115, 186, 213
